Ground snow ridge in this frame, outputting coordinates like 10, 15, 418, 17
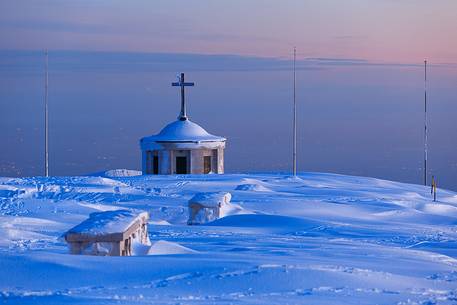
0, 172, 456, 304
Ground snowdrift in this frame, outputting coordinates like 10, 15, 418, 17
0, 172, 456, 305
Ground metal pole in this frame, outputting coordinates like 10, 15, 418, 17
293, 47, 297, 176
45, 50, 49, 177
424, 60, 427, 186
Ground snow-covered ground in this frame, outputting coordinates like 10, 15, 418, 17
0, 172, 456, 304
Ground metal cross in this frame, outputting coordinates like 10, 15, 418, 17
172, 73, 194, 120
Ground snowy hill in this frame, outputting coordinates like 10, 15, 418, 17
0, 172, 456, 304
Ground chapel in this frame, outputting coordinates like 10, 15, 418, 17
140, 73, 226, 175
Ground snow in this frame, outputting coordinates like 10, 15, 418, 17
0, 172, 456, 304
141, 119, 226, 143
235, 183, 271, 192
148, 240, 197, 255
187, 191, 235, 224
91, 169, 142, 178
65, 209, 147, 236
188, 191, 232, 208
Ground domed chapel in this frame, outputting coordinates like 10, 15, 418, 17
140, 73, 226, 175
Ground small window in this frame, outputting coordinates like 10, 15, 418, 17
204, 156, 211, 174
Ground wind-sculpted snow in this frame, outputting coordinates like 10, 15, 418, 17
66, 209, 145, 235
148, 240, 198, 255
208, 214, 324, 232
90, 169, 142, 178
0, 172, 456, 304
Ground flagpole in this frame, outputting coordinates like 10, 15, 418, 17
45, 50, 49, 177
293, 47, 297, 176
424, 60, 427, 186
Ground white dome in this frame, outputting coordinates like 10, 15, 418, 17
142, 119, 225, 143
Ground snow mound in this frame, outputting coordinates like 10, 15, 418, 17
81, 176, 128, 187
132, 240, 152, 256
220, 202, 250, 218
188, 192, 232, 208
188, 192, 232, 225
235, 183, 271, 192
150, 220, 172, 226
208, 214, 323, 231
95, 169, 142, 178
421, 202, 457, 217
2, 173, 457, 304
147, 240, 197, 255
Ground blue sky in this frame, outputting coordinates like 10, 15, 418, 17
0, 1, 456, 190
2, 0, 457, 62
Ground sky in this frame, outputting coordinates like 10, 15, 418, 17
1, 0, 457, 62
0, 1, 456, 190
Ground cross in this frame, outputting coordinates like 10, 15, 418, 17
172, 73, 194, 121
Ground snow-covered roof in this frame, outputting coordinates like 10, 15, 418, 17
65, 210, 149, 241
142, 119, 225, 143
188, 192, 232, 208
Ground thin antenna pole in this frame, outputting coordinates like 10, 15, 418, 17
45, 50, 49, 177
293, 47, 297, 176
424, 60, 427, 186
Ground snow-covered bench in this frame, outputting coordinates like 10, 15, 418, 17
64, 210, 149, 256
187, 192, 232, 225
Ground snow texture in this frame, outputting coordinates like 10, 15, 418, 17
141, 119, 226, 143
0, 172, 456, 304
188, 192, 232, 208
66, 209, 146, 236
93, 169, 142, 178
148, 240, 197, 255
187, 192, 232, 225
